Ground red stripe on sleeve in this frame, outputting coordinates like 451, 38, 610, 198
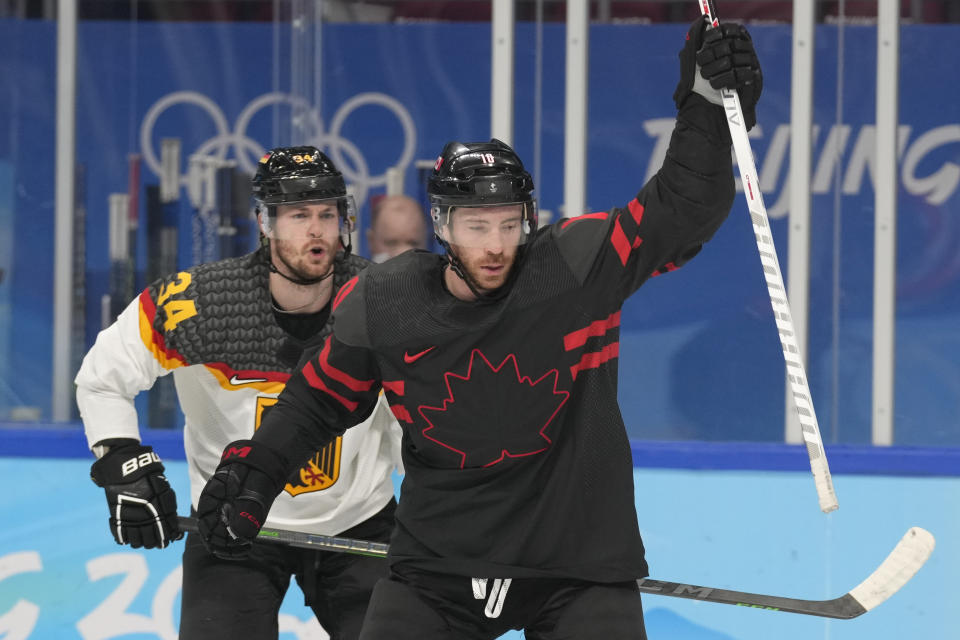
651, 261, 679, 277
138, 290, 189, 367
560, 211, 609, 229
140, 289, 157, 318
382, 380, 405, 396
319, 337, 375, 392
302, 361, 358, 412
628, 199, 645, 225
563, 311, 621, 351
610, 217, 632, 266
390, 405, 413, 423
570, 342, 620, 380
332, 276, 358, 312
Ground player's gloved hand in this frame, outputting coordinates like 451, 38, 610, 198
673, 15, 763, 130
90, 441, 183, 549
196, 439, 287, 560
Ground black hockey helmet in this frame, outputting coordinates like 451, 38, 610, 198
254, 146, 347, 205
428, 139, 538, 298
428, 139, 537, 242
253, 145, 355, 252
428, 139, 535, 207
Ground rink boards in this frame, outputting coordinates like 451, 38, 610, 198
0, 438, 955, 640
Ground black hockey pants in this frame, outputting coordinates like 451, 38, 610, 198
359, 566, 647, 639
179, 498, 395, 640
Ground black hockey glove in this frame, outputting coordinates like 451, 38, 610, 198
90, 442, 183, 549
196, 439, 287, 560
673, 16, 763, 130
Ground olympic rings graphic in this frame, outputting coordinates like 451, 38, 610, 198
139, 90, 417, 209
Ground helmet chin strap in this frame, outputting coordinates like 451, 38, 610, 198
268, 260, 334, 286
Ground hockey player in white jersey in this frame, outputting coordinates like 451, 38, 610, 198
75, 146, 402, 640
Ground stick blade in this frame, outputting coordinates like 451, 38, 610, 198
847, 527, 935, 613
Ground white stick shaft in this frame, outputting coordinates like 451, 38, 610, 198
698, 2, 838, 512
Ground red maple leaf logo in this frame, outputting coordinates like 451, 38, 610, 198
418, 349, 569, 469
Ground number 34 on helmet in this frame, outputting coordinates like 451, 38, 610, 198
252, 145, 357, 252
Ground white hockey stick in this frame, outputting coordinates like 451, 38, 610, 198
697, 0, 838, 513
180, 517, 934, 619
638, 526, 934, 618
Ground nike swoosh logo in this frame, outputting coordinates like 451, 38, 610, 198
403, 346, 436, 364
229, 374, 269, 385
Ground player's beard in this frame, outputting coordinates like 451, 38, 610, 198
272, 235, 337, 282
456, 247, 518, 294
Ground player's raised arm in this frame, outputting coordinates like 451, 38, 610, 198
553, 17, 762, 300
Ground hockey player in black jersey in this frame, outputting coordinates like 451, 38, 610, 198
197, 18, 762, 639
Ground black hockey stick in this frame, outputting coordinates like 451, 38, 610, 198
178, 516, 390, 558
178, 517, 933, 619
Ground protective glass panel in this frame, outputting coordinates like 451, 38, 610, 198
2, 2, 957, 449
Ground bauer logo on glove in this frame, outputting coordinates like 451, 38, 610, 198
90, 442, 183, 549
120, 450, 162, 476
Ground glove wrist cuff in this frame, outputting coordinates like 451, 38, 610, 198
219, 439, 288, 491
91, 443, 165, 486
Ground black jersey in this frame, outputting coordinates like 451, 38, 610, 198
256, 96, 735, 583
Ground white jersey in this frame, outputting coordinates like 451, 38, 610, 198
76, 249, 402, 535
